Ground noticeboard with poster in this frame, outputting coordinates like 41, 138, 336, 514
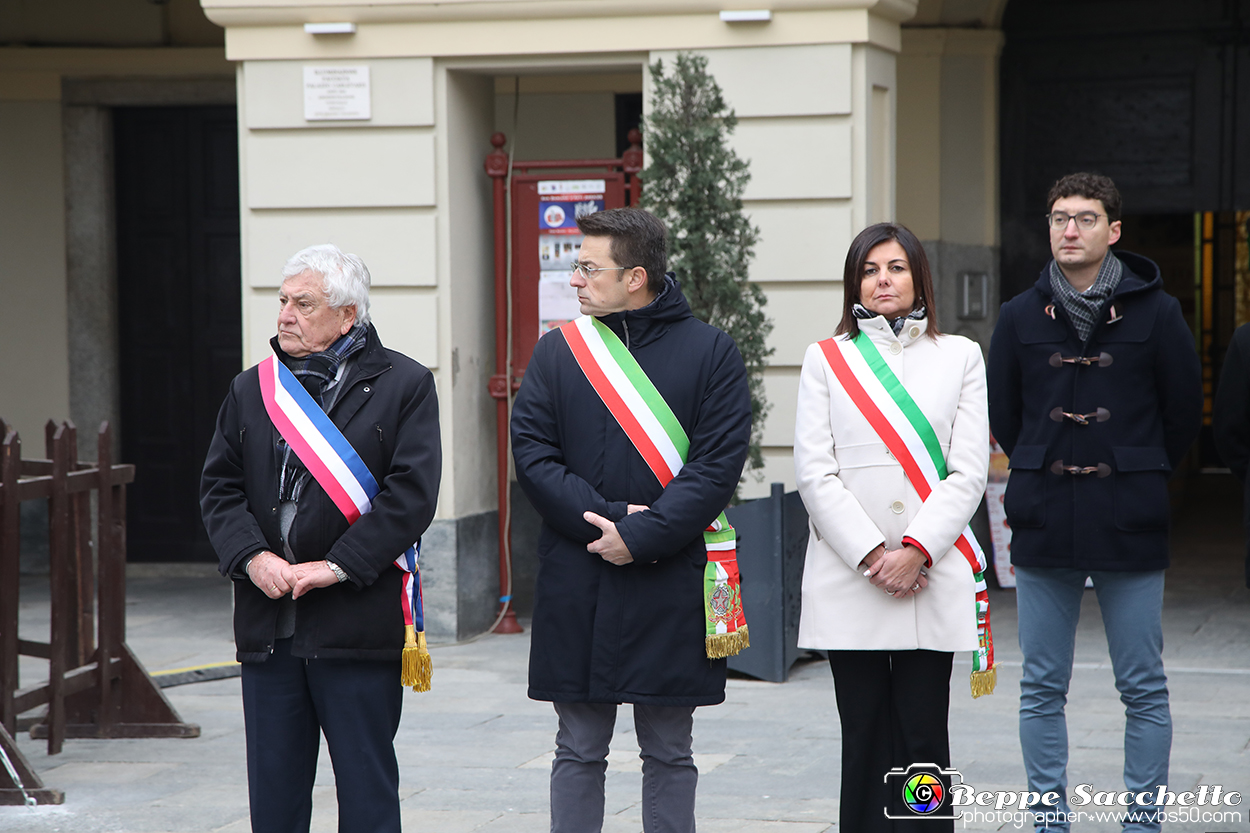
507, 169, 626, 375
537, 180, 606, 334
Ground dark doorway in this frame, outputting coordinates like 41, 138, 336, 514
1000, 0, 1250, 300
114, 106, 241, 562
614, 92, 643, 157
1000, 0, 1250, 469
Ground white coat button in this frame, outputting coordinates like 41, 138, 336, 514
889, 342, 902, 355
890, 500, 905, 514
909, 326, 921, 338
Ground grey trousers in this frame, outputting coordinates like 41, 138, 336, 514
550, 701, 698, 833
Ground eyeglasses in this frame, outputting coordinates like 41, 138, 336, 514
1046, 211, 1106, 231
570, 263, 634, 279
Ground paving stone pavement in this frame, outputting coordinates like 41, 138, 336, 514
2, 475, 1248, 832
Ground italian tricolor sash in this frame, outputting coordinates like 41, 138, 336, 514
560, 316, 749, 659
258, 354, 432, 692
818, 334, 996, 697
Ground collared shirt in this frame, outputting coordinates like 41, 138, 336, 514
1049, 253, 1123, 343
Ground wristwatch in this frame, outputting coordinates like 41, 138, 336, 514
326, 560, 348, 583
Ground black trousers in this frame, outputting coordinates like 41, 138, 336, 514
241, 638, 403, 833
828, 649, 954, 833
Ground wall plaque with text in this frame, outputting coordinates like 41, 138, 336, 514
303, 66, 371, 121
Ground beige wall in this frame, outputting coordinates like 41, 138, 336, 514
896, 28, 1002, 247
652, 42, 898, 498
493, 72, 637, 163
440, 69, 500, 517
215, 1, 916, 509
0, 98, 70, 444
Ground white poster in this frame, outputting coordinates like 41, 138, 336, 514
304, 66, 371, 121
986, 436, 1015, 588
537, 180, 606, 334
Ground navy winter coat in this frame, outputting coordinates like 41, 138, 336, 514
511, 277, 752, 706
987, 252, 1201, 571
200, 324, 442, 662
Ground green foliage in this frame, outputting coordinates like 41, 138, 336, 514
642, 52, 774, 483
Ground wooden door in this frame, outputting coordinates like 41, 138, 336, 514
114, 106, 240, 562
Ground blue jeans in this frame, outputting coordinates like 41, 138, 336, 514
1015, 566, 1170, 833
550, 702, 697, 833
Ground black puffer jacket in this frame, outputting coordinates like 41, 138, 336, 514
988, 252, 1201, 571
200, 324, 441, 662
511, 277, 751, 706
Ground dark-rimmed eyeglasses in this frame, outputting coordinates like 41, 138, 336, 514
1046, 211, 1105, 231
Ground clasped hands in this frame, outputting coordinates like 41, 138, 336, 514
583, 504, 649, 566
858, 543, 929, 599
246, 551, 340, 599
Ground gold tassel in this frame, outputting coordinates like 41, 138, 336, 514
969, 665, 997, 699
401, 625, 433, 692
705, 626, 751, 659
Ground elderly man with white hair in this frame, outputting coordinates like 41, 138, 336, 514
201, 244, 441, 833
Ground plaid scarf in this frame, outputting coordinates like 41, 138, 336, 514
276, 324, 368, 501
1049, 254, 1123, 343
283, 323, 369, 405
853, 303, 927, 336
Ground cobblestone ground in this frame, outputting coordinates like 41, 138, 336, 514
2, 475, 1247, 832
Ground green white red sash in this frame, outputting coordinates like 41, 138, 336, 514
818, 334, 996, 697
258, 353, 431, 691
560, 315, 749, 659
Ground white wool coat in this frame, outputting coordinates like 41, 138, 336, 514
794, 316, 989, 652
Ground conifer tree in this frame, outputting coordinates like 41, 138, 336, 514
642, 52, 773, 480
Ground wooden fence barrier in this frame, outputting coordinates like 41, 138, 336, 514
0, 420, 199, 804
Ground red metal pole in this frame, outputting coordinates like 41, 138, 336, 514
485, 133, 522, 634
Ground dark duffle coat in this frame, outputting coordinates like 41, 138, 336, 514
511, 277, 752, 706
987, 251, 1202, 572
200, 324, 442, 662
1213, 322, 1250, 588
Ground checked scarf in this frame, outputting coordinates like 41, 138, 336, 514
1049, 254, 1123, 343
853, 303, 928, 336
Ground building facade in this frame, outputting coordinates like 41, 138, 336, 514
3, 0, 1245, 637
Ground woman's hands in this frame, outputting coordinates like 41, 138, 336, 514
858, 543, 928, 599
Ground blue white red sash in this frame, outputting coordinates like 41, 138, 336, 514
258, 354, 431, 691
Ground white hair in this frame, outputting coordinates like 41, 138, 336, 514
281, 243, 371, 325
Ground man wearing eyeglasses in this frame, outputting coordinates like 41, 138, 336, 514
987, 173, 1201, 833
511, 207, 752, 833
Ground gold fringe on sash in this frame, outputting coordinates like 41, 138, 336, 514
401, 625, 432, 692
969, 665, 997, 699
705, 626, 750, 660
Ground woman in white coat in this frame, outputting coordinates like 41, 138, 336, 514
794, 223, 990, 832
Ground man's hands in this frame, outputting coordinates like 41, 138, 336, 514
583, 504, 649, 566
247, 551, 294, 599
246, 551, 340, 599
858, 543, 929, 599
291, 560, 340, 598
